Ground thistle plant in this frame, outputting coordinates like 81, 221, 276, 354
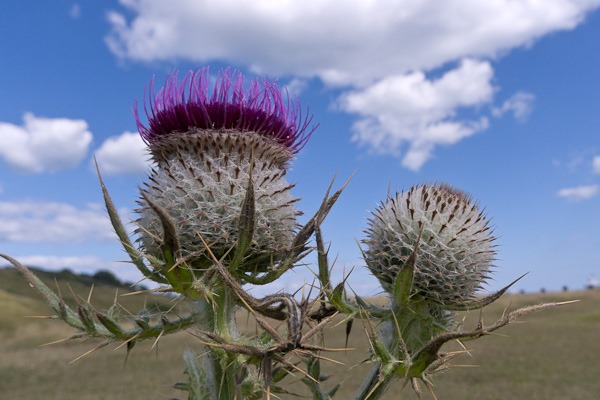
2, 67, 573, 400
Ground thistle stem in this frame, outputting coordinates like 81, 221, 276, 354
195, 282, 239, 400
354, 365, 396, 400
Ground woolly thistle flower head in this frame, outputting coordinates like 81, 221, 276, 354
364, 183, 496, 307
134, 67, 317, 275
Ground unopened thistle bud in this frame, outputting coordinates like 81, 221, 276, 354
364, 184, 495, 307
134, 67, 316, 274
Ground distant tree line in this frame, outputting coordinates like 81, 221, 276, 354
0, 266, 147, 291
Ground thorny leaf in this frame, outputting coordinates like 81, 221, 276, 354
140, 191, 181, 261
444, 273, 528, 311
94, 159, 165, 283
231, 160, 256, 271
392, 233, 420, 307
1, 253, 84, 331
77, 304, 96, 333
409, 300, 576, 378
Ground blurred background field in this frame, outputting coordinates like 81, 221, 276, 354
1, 266, 599, 400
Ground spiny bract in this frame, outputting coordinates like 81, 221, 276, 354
364, 183, 496, 306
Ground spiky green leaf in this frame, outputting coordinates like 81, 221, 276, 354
94, 160, 164, 282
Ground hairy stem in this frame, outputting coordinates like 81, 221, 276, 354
194, 282, 239, 400
355, 365, 396, 400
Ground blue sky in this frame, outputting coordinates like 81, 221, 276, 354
1, 0, 600, 295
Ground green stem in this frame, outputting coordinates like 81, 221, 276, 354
354, 365, 396, 400
195, 282, 239, 400
354, 319, 404, 400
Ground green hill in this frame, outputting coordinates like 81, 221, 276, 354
0, 266, 175, 333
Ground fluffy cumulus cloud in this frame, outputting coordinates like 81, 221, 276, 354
339, 59, 494, 169
105, 0, 600, 169
94, 131, 151, 175
0, 113, 92, 173
0, 201, 115, 243
106, 0, 599, 84
557, 184, 599, 201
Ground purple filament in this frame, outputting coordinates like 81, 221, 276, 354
134, 67, 316, 153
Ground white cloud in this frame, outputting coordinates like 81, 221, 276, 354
557, 184, 599, 201
592, 155, 600, 174
492, 92, 536, 122
106, 0, 599, 85
105, 0, 600, 169
284, 78, 309, 97
0, 201, 115, 243
94, 131, 151, 175
0, 113, 92, 173
339, 59, 494, 170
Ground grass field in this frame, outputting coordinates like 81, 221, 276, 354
1, 266, 599, 399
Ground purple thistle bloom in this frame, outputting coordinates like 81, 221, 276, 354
134, 67, 315, 153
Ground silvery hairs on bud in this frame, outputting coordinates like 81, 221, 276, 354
364, 183, 496, 306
